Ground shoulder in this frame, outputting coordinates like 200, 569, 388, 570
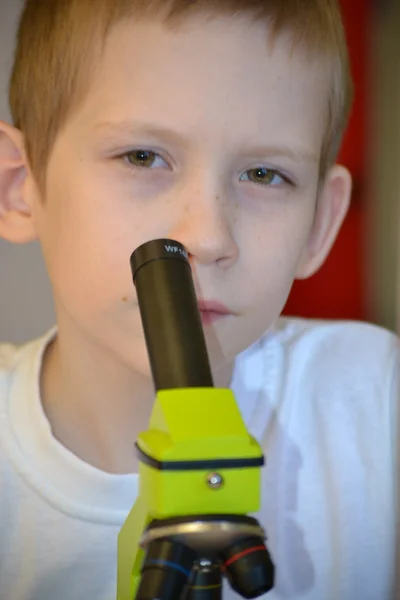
0, 330, 56, 399
273, 316, 398, 355
262, 317, 399, 392
0, 342, 25, 394
0, 338, 35, 376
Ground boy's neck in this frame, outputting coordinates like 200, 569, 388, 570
39, 327, 234, 475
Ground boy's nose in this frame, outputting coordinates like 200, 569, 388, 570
167, 188, 239, 268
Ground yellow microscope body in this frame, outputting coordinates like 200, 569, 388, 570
117, 239, 274, 600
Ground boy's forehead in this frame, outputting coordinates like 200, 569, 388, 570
69, 15, 329, 153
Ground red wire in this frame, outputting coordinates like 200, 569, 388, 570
224, 545, 266, 567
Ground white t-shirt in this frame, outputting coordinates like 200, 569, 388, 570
0, 318, 398, 600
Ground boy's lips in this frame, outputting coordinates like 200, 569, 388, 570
197, 299, 232, 325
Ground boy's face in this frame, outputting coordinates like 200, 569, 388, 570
25, 16, 349, 375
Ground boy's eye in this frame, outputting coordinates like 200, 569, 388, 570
240, 167, 288, 186
124, 150, 168, 169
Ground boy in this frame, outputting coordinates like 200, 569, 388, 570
0, 0, 398, 599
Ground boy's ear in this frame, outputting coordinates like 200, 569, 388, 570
295, 164, 352, 279
0, 120, 38, 244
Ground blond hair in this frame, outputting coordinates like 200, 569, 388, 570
9, 0, 353, 189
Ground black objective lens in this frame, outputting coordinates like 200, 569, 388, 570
186, 561, 222, 600
135, 538, 197, 600
130, 239, 213, 391
222, 536, 275, 599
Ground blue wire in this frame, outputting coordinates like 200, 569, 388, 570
146, 559, 191, 577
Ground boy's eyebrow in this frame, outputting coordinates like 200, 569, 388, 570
93, 120, 318, 163
243, 144, 319, 163
94, 119, 188, 147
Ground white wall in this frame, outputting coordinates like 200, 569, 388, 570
0, 0, 55, 343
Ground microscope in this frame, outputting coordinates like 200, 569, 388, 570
117, 239, 275, 600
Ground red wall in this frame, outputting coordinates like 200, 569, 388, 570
283, 0, 368, 320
